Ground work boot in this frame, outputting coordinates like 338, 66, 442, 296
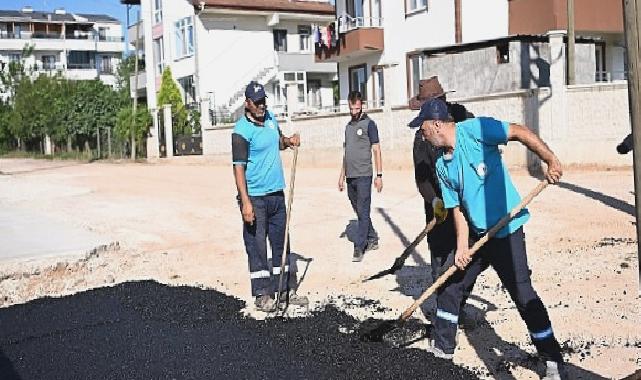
542, 361, 563, 380
425, 340, 454, 360
255, 294, 275, 312
365, 239, 379, 251
281, 291, 309, 307
352, 247, 364, 262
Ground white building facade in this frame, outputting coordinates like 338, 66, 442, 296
0, 6, 124, 87
316, 0, 509, 109
132, 0, 338, 128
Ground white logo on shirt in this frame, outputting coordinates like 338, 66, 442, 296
476, 162, 487, 177
265, 120, 275, 129
356, 128, 363, 136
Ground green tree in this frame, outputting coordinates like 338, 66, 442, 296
157, 67, 189, 135
115, 105, 151, 152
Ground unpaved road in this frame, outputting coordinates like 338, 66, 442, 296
0, 158, 639, 379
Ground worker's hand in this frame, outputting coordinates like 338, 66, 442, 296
545, 156, 563, 184
288, 133, 300, 148
374, 177, 383, 193
241, 201, 255, 225
338, 176, 345, 192
454, 248, 472, 270
432, 197, 448, 224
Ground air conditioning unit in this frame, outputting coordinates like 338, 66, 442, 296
54, 8, 66, 15
21, 6, 34, 13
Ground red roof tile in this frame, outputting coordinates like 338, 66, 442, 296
194, 0, 335, 15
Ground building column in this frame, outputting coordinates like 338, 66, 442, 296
163, 104, 173, 158
147, 108, 160, 159
545, 31, 569, 143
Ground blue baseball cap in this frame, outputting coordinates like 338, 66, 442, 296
245, 81, 267, 102
408, 98, 450, 129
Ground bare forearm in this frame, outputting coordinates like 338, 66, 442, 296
373, 144, 382, 174
452, 207, 469, 250
509, 124, 556, 162
233, 165, 250, 204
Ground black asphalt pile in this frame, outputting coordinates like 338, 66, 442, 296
0, 281, 479, 380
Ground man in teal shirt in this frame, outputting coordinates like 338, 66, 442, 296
412, 98, 564, 380
232, 81, 308, 312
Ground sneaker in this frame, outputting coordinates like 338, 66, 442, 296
542, 361, 563, 380
281, 291, 309, 307
425, 341, 454, 360
366, 239, 379, 251
352, 247, 364, 262
255, 295, 275, 312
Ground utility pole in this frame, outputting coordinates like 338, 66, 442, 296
131, 8, 141, 160
623, 0, 641, 293
567, 0, 576, 85
96, 126, 101, 159
107, 126, 112, 158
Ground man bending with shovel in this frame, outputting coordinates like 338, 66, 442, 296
413, 98, 565, 380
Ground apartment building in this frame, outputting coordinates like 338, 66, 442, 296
0, 6, 124, 86
129, 0, 338, 126
315, 0, 509, 108
509, 0, 626, 82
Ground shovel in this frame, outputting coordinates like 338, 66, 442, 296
362, 219, 437, 282
360, 180, 549, 345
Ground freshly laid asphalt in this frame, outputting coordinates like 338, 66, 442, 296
0, 281, 479, 379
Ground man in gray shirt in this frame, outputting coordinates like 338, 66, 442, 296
338, 91, 383, 262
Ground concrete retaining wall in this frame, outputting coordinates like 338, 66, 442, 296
201, 82, 632, 169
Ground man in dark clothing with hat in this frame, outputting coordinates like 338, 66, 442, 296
231, 80, 309, 312
409, 76, 475, 326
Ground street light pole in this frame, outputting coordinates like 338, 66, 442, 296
622, 0, 641, 293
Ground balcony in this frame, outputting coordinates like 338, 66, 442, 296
315, 17, 384, 63
276, 52, 336, 73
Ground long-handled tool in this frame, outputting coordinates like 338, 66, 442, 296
360, 180, 549, 344
363, 219, 437, 282
275, 130, 300, 311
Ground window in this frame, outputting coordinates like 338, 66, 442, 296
406, 0, 427, 14
98, 27, 107, 41
153, 37, 164, 74
174, 17, 194, 59
153, 0, 162, 24
41, 55, 56, 70
372, 66, 384, 106
100, 55, 112, 74
178, 75, 195, 105
348, 64, 367, 99
297, 83, 305, 103
67, 51, 95, 69
8, 54, 21, 63
496, 43, 509, 64
273, 29, 287, 52
409, 54, 424, 96
298, 25, 311, 52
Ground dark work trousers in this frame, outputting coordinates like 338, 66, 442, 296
412, 130, 476, 325
346, 176, 378, 251
240, 191, 297, 297
433, 228, 563, 362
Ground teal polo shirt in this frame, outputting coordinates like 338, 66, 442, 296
436, 117, 529, 238
232, 111, 285, 196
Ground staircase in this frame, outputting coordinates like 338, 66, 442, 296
210, 65, 278, 125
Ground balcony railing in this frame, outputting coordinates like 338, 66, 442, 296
98, 35, 125, 42
595, 70, 628, 82
339, 15, 383, 33
67, 63, 96, 70
32, 32, 64, 39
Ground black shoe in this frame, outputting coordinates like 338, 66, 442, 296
365, 239, 379, 251
352, 247, 364, 262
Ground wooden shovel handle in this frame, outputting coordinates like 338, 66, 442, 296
400, 180, 549, 321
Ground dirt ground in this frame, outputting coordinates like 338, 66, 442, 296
0, 158, 639, 379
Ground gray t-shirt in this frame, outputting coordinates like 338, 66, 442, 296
343, 113, 380, 178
